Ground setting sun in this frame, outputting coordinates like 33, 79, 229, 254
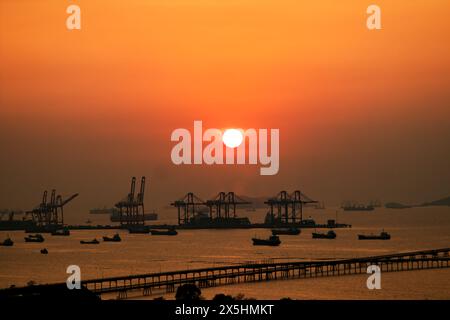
222, 129, 243, 148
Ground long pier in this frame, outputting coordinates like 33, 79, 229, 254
81, 248, 449, 298
1, 248, 448, 299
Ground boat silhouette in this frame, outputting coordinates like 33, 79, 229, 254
103, 233, 121, 242
252, 235, 281, 246
80, 238, 100, 244
358, 230, 391, 240
271, 227, 300, 235
150, 227, 178, 236
312, 230, 336, 239
25, 234, 45, 242
0, 237, 13, 246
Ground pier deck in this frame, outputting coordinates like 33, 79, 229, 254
1, 248, 448, 299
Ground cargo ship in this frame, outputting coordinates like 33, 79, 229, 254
312, 230, 336, 239
90, 207, 158, 222
0, 210, 35, 231
358, 230, 391, 240
180, 211, 252, 229
341, 202, 374, 211
271, 227, 300, 235
110, 211, 158, 222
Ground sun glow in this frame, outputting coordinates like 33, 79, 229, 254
222, 129, 243, 148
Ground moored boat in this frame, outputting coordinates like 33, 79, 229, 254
271, 227, 300, 235
80, 238, 100, 244
150, 228, 178, 236
252, 235, 281, 246
103, 233, 121, 242
25, 234, 45, 242
0, 237, 14, 246
312, 230, 336, 239
358, 231, 391, 240
127, 225, 150, 234
51, 228, 70, 236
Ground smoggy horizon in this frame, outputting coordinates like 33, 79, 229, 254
1, 1, 449, 218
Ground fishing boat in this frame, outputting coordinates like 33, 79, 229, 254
51, 228, 70, 236
80, 238, 100, 244
103, 233, 121, 242
150, 228, 178, 236
312, 230, 336, 239
0, 237, 14, 246
24, 234, 45, 242
358, 230, 391, 240
252, 235, 281, 246
271, 227, 301, 235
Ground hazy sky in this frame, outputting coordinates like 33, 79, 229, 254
1, 1, 449, 219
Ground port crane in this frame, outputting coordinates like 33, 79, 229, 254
171, 193, 206, 225
26, 190, 78, 229
265, 190, 317, 224
171, 192, 251, 225
205, 192, 251, 220
115, 176, 146, 227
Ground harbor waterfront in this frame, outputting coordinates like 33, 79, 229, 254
1, 206, 449, 299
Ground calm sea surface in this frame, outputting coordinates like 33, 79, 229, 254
1, 206, 449, 299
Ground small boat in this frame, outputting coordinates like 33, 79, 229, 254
252, 235, 281, 246
271, 227, 301, 235
51, 228, 70, 236
150, 228, 178, 236
0, 237, 14, 246
312, 230, 336, 239
127, 225, 150, 234
103, 233, 121, 242
24, 234, 45, 243
358, 231, 391, 240
40, 248, 48, 254
80, 238, 99, 244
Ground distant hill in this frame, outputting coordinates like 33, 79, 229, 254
420, 196, 450, 207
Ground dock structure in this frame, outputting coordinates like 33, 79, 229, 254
265, 190, 318, 225
115, 176, 146, 227
26, 190, 78, 231
171, 192, 206, 225
171, 192, 251, 226
205, 192, 251, 220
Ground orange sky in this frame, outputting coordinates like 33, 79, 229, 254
1, 1, 449, 217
